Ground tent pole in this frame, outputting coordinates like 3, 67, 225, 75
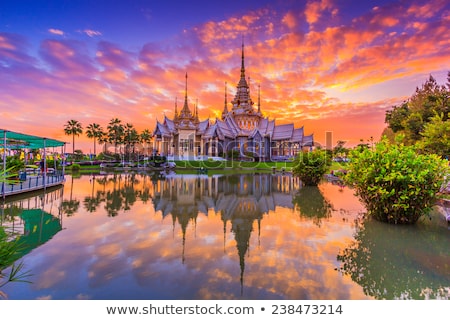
2, 130, 6, 200
43, 138, 47, 191
62, 143, 66, 176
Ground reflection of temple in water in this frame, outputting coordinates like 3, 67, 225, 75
152, 174, 300, 218
150, 173, 300, 293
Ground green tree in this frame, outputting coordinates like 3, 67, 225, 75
417, 113, 450, 158
344, 138, 449, 224
107, 118, 124, 154
384, 73, 449, 145
85, 123, 104, 157
123, 123, 139, 157
292, 149, 331, 186
64, 119, 83, 154
333, 140, 349, 158
140, 129, 153, 156
98, 130, 109, 154
385, 101, 410, 132
380, 127, 395, 144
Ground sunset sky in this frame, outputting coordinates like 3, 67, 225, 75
0, 0, 449, 152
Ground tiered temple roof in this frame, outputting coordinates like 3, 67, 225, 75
153, 41, 314, 153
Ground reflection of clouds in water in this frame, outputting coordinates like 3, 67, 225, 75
5, 173, 370, 299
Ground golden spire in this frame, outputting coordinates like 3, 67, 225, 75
195, 98, 199, 123
257, 84, 261, 113
179, 72, 193, 119
174, 97, 179, 121
240, 38, 245, 80
222, 81, 229, 119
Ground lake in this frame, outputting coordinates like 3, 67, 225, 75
1, 172, 449, 299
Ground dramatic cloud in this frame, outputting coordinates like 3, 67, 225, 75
0, 0, 448, 150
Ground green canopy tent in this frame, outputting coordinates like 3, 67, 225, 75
1, 128, 66, 173
0, 129, 66, 150
1, 129, 67, 198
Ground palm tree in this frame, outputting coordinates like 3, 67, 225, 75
140, 129, 153, 156
98, 131, 109, 154
64, 120, 83, 154
124, 123, 139, 158
107, 118, 124, 155
85, 123, 104, 157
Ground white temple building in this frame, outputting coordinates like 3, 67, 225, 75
153, 43, 313, 161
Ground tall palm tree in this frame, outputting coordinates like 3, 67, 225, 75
107, 118, 124, 155
124, 123, 139, 157
85, 123, 104, 156
64, 119, 83, 154
140, 129, 153, 156
98, 131, 109, 154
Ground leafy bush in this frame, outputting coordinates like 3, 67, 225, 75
344, 138, 449, 224
6, 156, 24, 173
70, 163, 81, 171
292, 149, 331, 186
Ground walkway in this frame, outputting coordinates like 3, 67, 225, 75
1, 172, 65, 198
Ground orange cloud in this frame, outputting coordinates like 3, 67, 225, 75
304, 0, 337, 26
282, 11, 298, 29
0, 0, 448, 153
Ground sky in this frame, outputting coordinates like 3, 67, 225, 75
0, 0, 449, 152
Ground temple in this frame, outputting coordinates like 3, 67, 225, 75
152, 42, 313, 161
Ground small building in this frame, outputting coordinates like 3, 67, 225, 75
153, 43, 313, 161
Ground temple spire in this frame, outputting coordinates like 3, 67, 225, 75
180, 72, 192, 118
195, 98, 199, 123
240, 38, 246, 80
222, 81, 229, 120
184, 72, 188, 104
257, 84, 261, 113
174, 97, 179, 120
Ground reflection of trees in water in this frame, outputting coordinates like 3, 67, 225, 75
83, 195, 101, 213
292, 185, 333, 226
62, 175, 80, 217
61, 199, 80, 217
78, 173, 150, 217
337, 218, 450, 299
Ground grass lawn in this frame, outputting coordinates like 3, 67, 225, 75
330, 161, 349, 172
173, 160, 293, 171
62, 160, 296, 174
62, 160, 353, 175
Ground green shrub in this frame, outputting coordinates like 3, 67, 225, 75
344, 138, 449, 224
70, 163, 81, 171
6, 156, 24, 173
292, 149, 331, 186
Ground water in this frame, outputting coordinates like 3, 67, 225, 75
1, 172, 449, 300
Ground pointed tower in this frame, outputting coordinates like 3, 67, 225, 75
179, 72, 193, 119
174, 97, 179, 122
257, 84, 261, 114
222, 81, 229, 120
231, 39, 254, 110
194, 98, 199, 124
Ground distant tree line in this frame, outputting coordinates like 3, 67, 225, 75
63, 118, 153, 159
